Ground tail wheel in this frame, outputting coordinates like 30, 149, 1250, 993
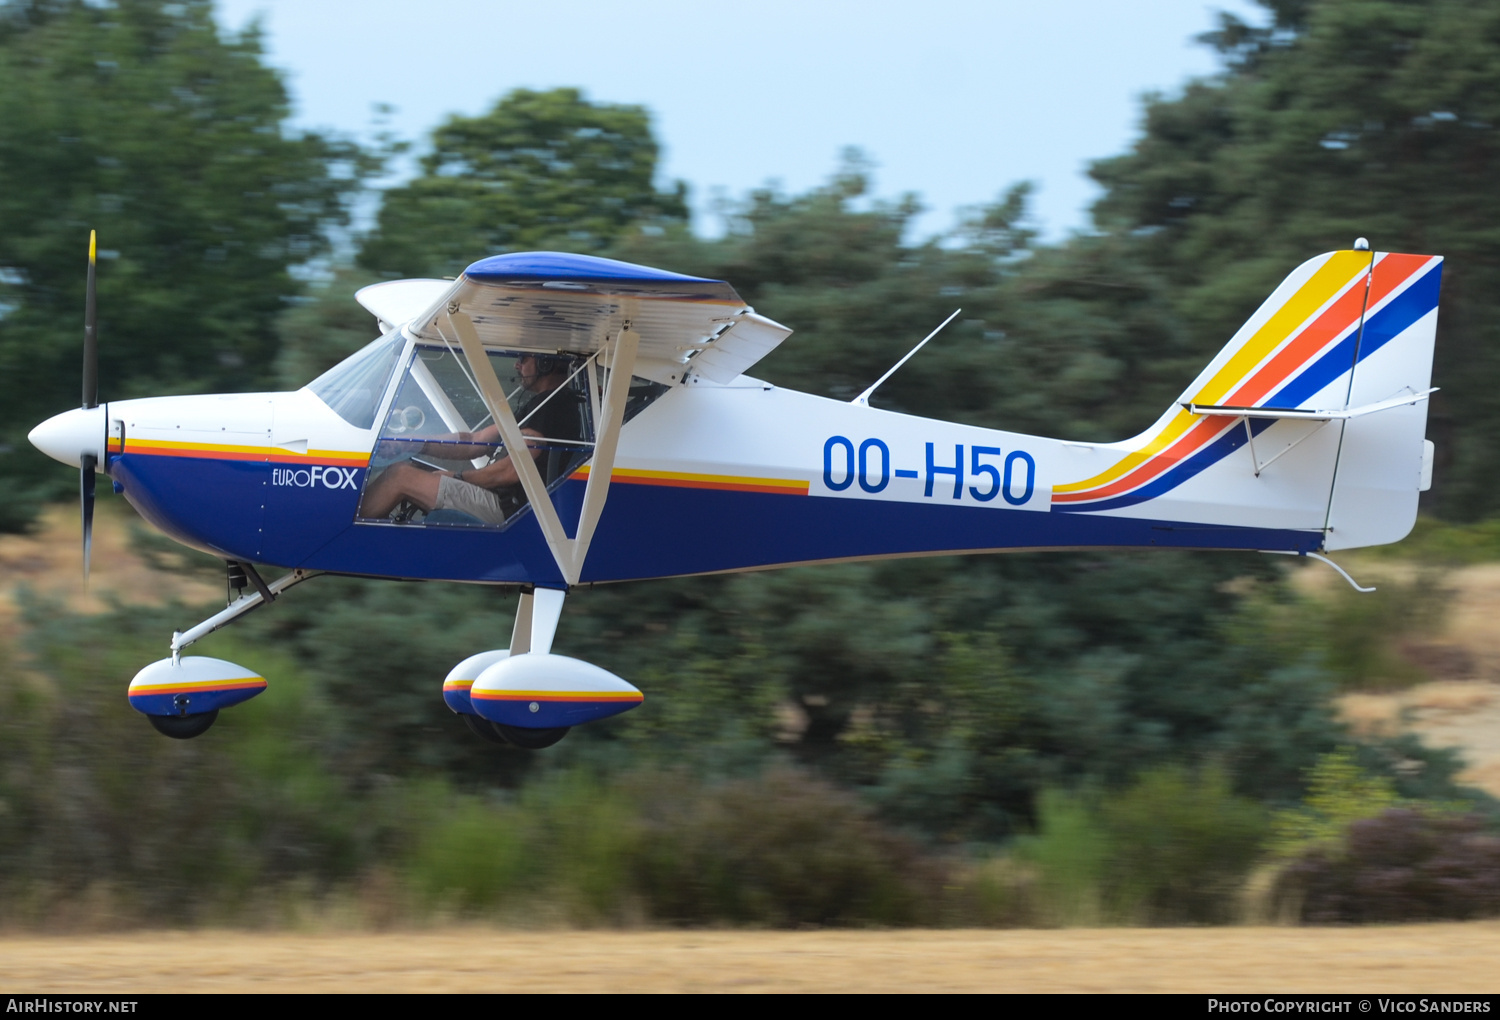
148, 709, 219, 740
462, 713, 569, 750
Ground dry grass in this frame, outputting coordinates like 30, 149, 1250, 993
1305, 555, 1500, 798
1337, 680, 1500, 797
0, 925, 1495, 992
0, 500, 218, 640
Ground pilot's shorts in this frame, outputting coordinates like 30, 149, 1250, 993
434, 474, 510, 525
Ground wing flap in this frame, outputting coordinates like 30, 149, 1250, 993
685, 312, 793, 384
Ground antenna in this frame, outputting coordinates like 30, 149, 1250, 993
851, 308, 962, 407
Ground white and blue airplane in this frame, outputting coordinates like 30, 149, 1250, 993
28, 237, 1441, 747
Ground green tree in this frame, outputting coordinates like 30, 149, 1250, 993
357, 87, 688, 278
0, 0, 372, 530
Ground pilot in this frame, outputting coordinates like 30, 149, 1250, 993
357, 353, 582, 524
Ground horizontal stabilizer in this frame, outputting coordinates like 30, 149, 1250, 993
1185, 387, 1436, 422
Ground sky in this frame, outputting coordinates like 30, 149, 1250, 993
214, 0, 1261, 243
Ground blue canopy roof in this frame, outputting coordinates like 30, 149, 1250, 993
464, 251, 723, 285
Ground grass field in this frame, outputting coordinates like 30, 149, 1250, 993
0, 924, 1497, 993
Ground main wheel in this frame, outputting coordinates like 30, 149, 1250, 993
463, 713, 513, 746
492, 722, 570, 750
148, 709, 219, 740
462, 713, 569, 749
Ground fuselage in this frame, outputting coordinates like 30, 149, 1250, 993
73, 369, 1321, 589
29, 247, 1447, 587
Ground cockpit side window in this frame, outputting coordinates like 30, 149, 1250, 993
354, 343, 674, 529
356, 346, 592, 527
306, 330, 404, 430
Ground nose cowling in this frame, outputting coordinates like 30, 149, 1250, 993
28, 406, 106, 469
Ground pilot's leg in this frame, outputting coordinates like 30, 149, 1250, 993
358, 461, 443, 518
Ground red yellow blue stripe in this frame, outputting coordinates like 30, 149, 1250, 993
1055, 251, 1373, 505
572, 464, 808, 495
470, 689, 644, 703
1054, 252, 1440, 512
122, 437, 369, 467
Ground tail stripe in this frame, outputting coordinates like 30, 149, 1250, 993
1053, 253, 1371, 502
1193, 253, 1371, 406
1053, 254, 1440, 514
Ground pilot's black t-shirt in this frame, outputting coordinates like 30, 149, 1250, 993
473, 383, 586, 502
514, 385, 585, 446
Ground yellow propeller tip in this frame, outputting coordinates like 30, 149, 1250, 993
89, 230, 96, 263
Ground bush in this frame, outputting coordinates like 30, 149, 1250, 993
403, 767, 946, 927
1313, 573, 1449, 691
1012, 789, 1109, 925
1014, 767, 1267, 925
1278, 808, 1500, 923
1269, 749, 1400, 859
1100, 765, 1267, 924
632, 769, 942, 926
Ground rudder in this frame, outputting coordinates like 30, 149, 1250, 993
1324, 253, 1442, 551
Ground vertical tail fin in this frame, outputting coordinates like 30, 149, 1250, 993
1051, 248, 1441, 551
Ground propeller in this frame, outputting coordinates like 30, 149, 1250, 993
80, 229, 98, 582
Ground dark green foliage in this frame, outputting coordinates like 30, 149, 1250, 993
1277, 808, 1500, 922
358, 87, 688, 278
0, 0, 373, 530
0, 598, 945, 927
0, 601, 379, 923
219, 547, 1463, 846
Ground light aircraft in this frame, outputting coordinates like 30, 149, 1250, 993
28, 237, 1441, 747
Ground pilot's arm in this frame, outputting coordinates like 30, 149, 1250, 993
418, 424, 502, 459
446, 428, 545, 488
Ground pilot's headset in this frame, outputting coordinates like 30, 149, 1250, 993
528, 353, 570, 377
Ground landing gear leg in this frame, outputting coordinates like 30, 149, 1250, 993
132, 568, 321, 740
169, 568, 319, 662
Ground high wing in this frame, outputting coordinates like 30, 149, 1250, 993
398, 252, 791, 385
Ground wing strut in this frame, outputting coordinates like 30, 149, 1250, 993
448, 305, 640, 586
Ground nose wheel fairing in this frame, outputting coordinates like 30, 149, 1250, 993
128, 656, 267, 717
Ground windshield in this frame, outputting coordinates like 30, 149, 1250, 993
307, 330, 404, 429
